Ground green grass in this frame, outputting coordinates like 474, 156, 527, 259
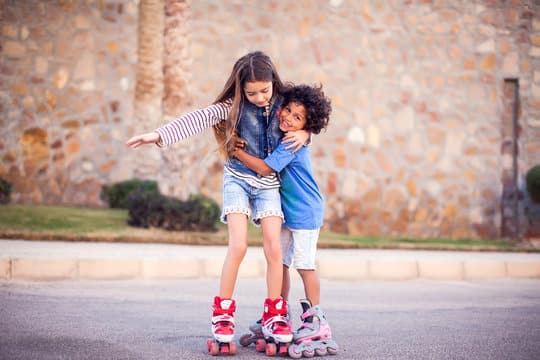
0, 205, 127, 234
0, 204, 526, 251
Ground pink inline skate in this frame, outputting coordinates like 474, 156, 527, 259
207, 296, 237, 356
288, 299, 339, 358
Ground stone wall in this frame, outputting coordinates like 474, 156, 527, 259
0, 0, 138, 205
2, 0, 540, 240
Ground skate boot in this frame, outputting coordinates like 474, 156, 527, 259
288, 299, 339, 358
239, 301, 291, 349
239, 318, 264, 348
206, 296, 237, 356
258, 298, 293, 356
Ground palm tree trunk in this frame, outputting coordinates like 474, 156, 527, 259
163, 0, 192, 116
134, 0, 165, 179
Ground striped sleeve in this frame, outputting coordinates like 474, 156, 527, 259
154, 101, 231, 146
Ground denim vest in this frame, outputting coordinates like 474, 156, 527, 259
226, 96, 284, 176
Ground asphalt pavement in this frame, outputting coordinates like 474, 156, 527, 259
1, 239, 540, 281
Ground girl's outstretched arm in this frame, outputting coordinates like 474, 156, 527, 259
282, 130, 311, 153
126, 101, 231, 149
125, 132, 160, 148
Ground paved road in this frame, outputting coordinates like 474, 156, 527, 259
1, 278, 539, 359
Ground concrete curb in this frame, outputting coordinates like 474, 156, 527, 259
2, 257, 540, 281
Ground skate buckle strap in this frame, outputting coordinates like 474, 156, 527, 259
301, 308, 317, 321
212, 314, 235, 326
263, 314, 289, 329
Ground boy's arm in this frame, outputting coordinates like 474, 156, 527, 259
233, 149, 275, 176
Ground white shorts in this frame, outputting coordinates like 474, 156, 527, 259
281, 227, 319, 270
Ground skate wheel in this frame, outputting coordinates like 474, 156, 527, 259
239, 333, 252, 347
303, 348, 315, 358
315, 347, 328, 356
288, 344, 303, 359
265, 342, 277, 356
278, 343, 289, 354
207, 339, 219, 356
327, 345, 338, 355
229, 341, 237, 355
255, 338, 266, 352
220, 344, 229, 354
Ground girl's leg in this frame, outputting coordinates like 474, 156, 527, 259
259, 215, 283, 299
297, 269, 320, 305
219, 213, 248, 298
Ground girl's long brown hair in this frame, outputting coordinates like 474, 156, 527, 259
212, 51, 284, 160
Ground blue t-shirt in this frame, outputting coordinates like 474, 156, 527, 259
264, 140, 324, 230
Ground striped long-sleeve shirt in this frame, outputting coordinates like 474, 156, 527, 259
154, 102, 279, 189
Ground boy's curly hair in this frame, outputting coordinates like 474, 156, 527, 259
282, 84, 331, 134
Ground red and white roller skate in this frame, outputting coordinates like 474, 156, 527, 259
254, 298, 292, 356
206, 296, 237, 356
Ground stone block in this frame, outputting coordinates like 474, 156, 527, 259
237, 258, 265, 278
506, 262, 540, 278
318, 259, 369, 280
463, 261, 506, 279
78, 259, 141, 280
418, 261, 464, 280
142, 258, 203, 279
11, 258, 77, 280
0, 258, 11, 280
369, 261, 418, 280
201, 258, 223, 278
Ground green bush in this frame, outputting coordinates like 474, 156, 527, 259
100, 179, 159, 209
526, 164, 540, 203
127, 191, 220, 232
0, 177, 12, 204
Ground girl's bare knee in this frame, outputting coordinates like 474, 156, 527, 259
228, 241, 247, 260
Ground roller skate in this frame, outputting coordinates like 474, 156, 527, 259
288, 299, 339, 359
239, 301, 291, 349
238, 318, 264, 348
206, 296, 237, 356
257, 298, 293, 356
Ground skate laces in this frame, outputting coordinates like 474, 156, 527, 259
212, 297, 236, 316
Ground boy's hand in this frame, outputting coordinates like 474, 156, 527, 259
282, 130, 310, 153
125, 132, 161, 148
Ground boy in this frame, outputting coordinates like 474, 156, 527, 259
232, 84, 338, 357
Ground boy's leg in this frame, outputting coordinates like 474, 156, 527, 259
282, 265, 291, 300
290, 228, 319, 304
297, 269, 320, 306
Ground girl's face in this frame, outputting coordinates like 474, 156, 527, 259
243, 81, 273, 107
278, 101, 307, 132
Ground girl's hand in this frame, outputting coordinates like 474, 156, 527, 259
282, 130, 310, 153
125, 132, 160, 148
227, 133, 247, 157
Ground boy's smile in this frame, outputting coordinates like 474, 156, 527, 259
279, 102, 307, 132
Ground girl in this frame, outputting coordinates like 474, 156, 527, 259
125, 51, 309, 354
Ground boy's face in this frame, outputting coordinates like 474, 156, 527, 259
244, 81, 273, 107
278, 101, 307, 132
